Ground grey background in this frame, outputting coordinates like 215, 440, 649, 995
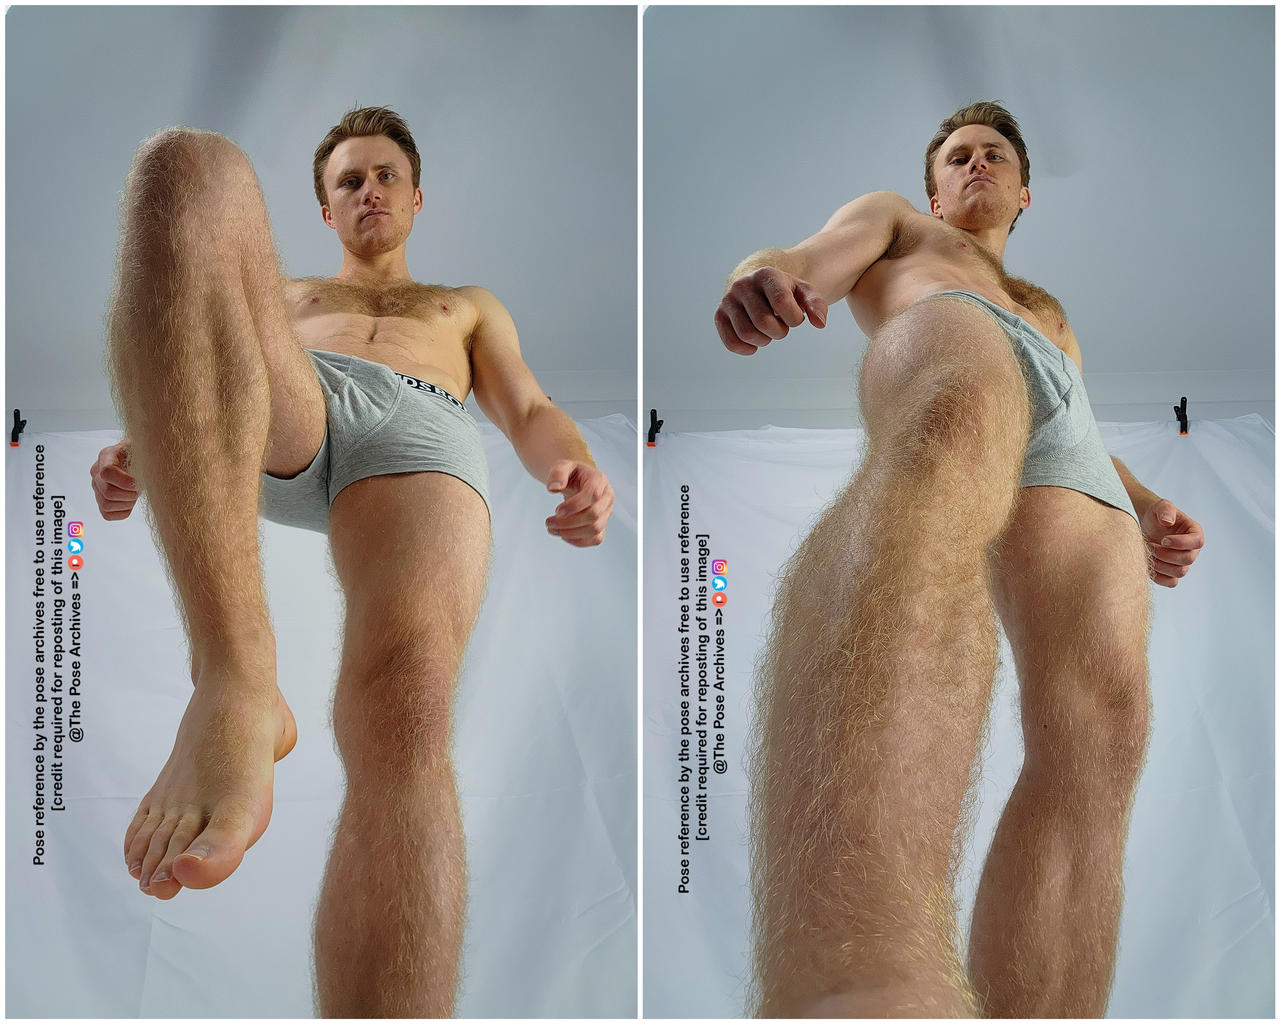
644, 5, 1275, 429
7, 5, 637, 430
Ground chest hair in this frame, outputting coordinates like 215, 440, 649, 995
303, 279, 457, 320
965, 242, 1067, 325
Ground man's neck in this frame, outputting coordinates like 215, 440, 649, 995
959, 224, 1010, 264
335, 248, 414, 287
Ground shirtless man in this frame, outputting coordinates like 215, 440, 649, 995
90, 106, 614, 1017
714, 102, 1204, 1017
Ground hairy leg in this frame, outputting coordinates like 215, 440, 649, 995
107, 129, 314, 896
313, 472, 490, 1017
107, 127, 278, 673
748, 297, 1032, 1017
968, 487, 1152, 1017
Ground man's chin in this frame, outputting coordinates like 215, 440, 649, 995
341, 234, 410, 257
952, 202, 1011, 232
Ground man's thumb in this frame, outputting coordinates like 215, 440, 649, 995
547, 462, 572, 492
799, 284, 828, 328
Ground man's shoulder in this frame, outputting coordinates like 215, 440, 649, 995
849, 190, 923, 219
452, 283, 495, 302
859, 189, 917, 209
823, 191, 925, 238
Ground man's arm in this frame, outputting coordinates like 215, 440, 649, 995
464, 286, 613, 546
1069, 325, 1205, 585
1110, 455, 1161, 521
715, 191, 913, 355
730, 190, 913, 301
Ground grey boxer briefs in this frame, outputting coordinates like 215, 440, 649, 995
259, 349, 491, 535
930, 290, 1138, 525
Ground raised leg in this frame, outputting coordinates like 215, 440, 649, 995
748, 297, 1031, 1017
107, 128, 324, 896
313, 471, 491, 1017
967, 486, 1152, 1017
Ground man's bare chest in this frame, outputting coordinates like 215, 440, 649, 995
882, 215, 1069, 338
290, 279, 474, 344
286, 279, 475, 387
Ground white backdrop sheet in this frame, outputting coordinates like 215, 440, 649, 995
642, 414, 1274, 1018
6, 414, 637, 1018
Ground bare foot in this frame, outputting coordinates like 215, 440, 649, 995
123, 671, 297, 899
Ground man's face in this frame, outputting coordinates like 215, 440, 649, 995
929, 124, 1030, 232
321, 135, 423, 254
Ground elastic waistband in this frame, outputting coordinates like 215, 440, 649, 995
929, 290, 1060, 357
394, 372, 467, 412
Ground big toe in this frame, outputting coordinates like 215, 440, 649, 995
170, 813, 258, 889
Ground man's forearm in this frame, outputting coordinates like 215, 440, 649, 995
508, 403, 595, 484
1111, 456, 1160, 519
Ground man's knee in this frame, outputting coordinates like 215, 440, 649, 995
901, 365, 1027, 453
1027, 656, 1152, 785
332, 641, 458, 775
861, 332, 1029, 485
127, 127, 257, 229
866, 365, 1030, 518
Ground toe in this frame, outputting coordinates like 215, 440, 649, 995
123, 803, 151, 856
125, 806, 161, 878
171, 801, 258, 889
145, 816, 203, 899
139, 813, 184, 890
144, 875, 184, 900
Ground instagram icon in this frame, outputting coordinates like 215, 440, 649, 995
712, 559, 727, 575
68, 522, 84, 538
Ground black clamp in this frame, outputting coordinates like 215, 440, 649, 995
647, 408, 664, 446
1173, 396, 1189, 435
10, 409, 26, 446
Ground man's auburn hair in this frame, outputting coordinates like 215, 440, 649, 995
312, 105, 421, 207
924, 101, 1031, 234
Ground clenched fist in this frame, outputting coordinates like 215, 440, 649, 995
714, 266, 828, 355
90, 441, 141, 521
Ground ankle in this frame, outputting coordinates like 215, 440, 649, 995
190, 637, 278, 692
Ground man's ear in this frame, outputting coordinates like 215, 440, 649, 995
321, 204, 334, 229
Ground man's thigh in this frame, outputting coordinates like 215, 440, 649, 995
327, 470, 492, 682
259, 335, 327, 483
125, 129, 326, 481
988, 486, 1151, 767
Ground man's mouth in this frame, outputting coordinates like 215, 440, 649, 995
967, 176, 994, 188
362, 209, 389, 220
